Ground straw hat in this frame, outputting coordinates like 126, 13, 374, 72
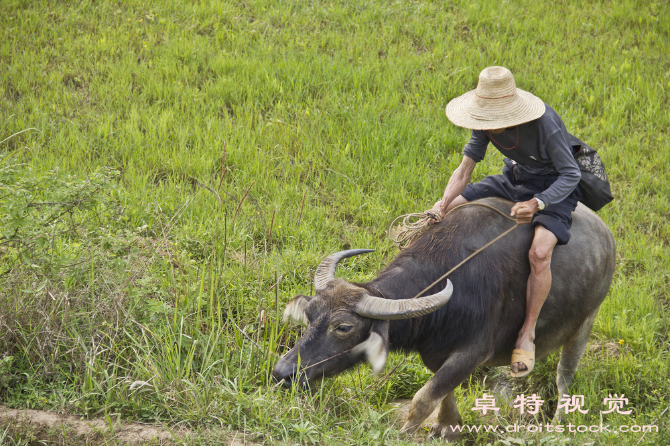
445, 66, 546, 130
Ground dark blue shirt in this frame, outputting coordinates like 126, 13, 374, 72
463, 105, 581, 207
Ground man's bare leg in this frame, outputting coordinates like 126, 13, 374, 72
511, 225, 558, 374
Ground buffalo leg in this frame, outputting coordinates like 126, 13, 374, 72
553, 311, 597, 421
401, 351, 480, 435
428, 391, 463, 441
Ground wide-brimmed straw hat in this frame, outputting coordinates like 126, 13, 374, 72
445, 66, 546, 130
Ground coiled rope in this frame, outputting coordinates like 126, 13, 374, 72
388, 212, 440, 249
388, 202, 522, 299
389, 202, 517, 249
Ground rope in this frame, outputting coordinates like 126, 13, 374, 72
389, 202, 516, 249
388, 212, 439, 249
388, 202, 521, 300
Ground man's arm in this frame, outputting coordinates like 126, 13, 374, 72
511, 128, 581, 224
429, 155, 477, 219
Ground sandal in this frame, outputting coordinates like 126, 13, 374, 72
510, 346, 535, 378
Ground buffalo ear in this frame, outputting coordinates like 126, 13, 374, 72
282, 294, 312, 326
353, 320, 390, 376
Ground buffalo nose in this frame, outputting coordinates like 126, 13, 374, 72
272, 360, 296, 387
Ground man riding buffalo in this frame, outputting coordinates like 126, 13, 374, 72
428, 66, 583, 377
274, 67, 615, 438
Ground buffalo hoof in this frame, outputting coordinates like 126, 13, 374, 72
429, 423, 461, 442
399, 421, 420, 435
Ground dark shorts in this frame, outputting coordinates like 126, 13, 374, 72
461, 159, 581, 245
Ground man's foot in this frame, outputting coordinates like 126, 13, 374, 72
510, 339, 535, 378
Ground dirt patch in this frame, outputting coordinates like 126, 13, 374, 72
0, 405, 177, 445
0, 406, 265, 446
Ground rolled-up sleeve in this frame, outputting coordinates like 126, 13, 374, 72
534, 130, 581, 207
462, 130, 489, 162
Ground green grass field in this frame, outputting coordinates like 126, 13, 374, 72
1, 0, 669, 444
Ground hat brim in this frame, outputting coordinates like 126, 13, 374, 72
445, 89, 546, 130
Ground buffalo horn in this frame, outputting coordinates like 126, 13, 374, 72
355, 280, 453, 320
313, 249, 375, 292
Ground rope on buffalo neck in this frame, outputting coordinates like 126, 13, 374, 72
388, 202, 521, 300
388, 212, 438, 249
389, 202, 517, 249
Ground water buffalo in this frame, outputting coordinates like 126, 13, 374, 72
273, 197, 615, 439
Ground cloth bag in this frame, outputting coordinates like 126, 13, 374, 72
568, 135, 614, 211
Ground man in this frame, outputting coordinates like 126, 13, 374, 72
429, 66, 582, 377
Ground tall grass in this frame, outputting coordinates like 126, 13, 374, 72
1, 0, 669, 444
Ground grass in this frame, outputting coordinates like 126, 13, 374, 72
1, 0, 669, 444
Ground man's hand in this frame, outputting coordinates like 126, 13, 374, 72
426, 200, 446, 224
510, 199, 540, 224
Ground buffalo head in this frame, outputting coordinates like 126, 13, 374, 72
272, 249, 453, 387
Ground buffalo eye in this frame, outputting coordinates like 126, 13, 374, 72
335, 324, 353, 334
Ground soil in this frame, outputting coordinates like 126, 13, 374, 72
0, 405, 177, 445
0, 405, 267, 445
1, 402, 420, 445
